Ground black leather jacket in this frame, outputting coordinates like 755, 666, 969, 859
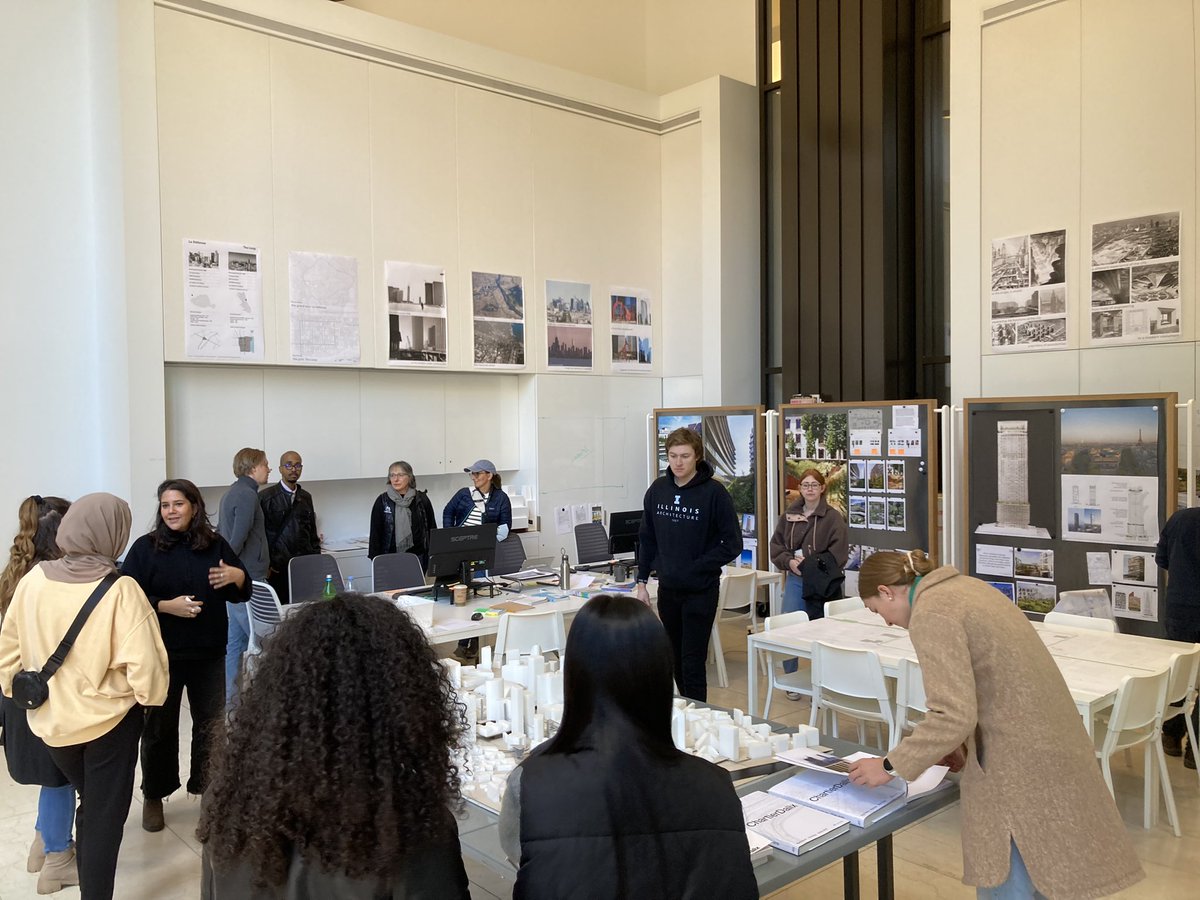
258, 483, 321, 575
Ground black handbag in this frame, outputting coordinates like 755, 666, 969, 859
801, 550, 845, 602
9, 573, 118, 709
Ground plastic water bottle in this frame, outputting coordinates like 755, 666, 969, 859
321, 574, 336, 600
345, 575, 355, 593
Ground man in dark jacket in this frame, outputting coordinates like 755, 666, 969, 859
635, 428, 741, 701
259, 450, 321, 604
1156, 506, 1200, 768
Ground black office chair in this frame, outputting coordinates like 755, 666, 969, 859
372, 552, 426, 592
492, 532, 528, 577
288, 553, 344, 604
574, 522, 612, 566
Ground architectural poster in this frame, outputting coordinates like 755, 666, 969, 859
472, 271, 525, 368
385, 261, 447, 367
288, 250, 360, 364
183, 238, 264, 361
989, 229, 1068, 352
546, 279, 593, 370
1089, 212, 1181, 345
610, 290, 652, 371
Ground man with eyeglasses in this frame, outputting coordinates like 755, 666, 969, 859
259, 450, 321, 604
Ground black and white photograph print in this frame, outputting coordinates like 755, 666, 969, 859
227, 250, 257, 273
546, 279, 592, 325
1016, 317, 1067, 345
547, 324, 592, 369
849, 495, 867, 528
389, 314, 447, 365
1149, 303, 1181, 336
1037, 285, 1066, 316
1091, 310, 1123, 340
1014, 547, 1054, 581
1030, 230, 1066, 286
886, 496, 906, 531
848, 460, 867, 491
867, 497, 887, 530
992, 322, 1017, 347
1091, 267, 1129, 306
387, 261, 447, 315
1091, 212, 1180, 267
1130, 261, 1179, 303
188, 249, 219, 269
472, 271, 523, 321
991, 289, 1038, 319
474, 321, 525, 367
638, 298, 651, 326
991, 235, 1030, 291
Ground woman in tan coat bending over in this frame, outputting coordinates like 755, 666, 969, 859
847, 550, 1142, 900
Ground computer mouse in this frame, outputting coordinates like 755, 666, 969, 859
471, 612, 484, 621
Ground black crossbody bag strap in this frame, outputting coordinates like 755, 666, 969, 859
37, 573, 120, 681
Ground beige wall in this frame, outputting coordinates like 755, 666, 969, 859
343, 0, 756, 94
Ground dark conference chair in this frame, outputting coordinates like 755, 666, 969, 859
371, 552, 426, 592
288, 553, 344, 604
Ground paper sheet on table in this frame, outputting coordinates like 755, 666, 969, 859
570, 573, 596, 590
843, 752, 950, 799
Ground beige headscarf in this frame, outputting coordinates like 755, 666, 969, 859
39, 492, 131, 584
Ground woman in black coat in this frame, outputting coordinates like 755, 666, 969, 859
368, 460, 436, 565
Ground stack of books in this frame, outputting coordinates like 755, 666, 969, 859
742, 791, 850, 857
766, 768, 908, 828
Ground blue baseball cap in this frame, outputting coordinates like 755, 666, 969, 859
465, 459, 497, 474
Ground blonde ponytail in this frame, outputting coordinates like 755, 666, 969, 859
858, 548, 936, 600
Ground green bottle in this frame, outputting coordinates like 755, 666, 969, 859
321, 574, 336, 600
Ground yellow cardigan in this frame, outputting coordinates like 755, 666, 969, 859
888, 566, 1143, 899
0, 567, 168, 747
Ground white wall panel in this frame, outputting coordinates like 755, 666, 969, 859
1078, 343, 1195, 397
660, 125, 703, 377
980, 351, 1081, 398
359, 370, 446, 476
443, 373, 521, 472
263, 369, 363, 480
165, 367, 265, 486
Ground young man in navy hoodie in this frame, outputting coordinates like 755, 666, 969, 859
635, 428, 741, 701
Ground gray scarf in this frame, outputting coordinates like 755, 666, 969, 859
388, 487, 415, 553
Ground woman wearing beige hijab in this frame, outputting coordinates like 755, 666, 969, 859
0, 493, 169, 900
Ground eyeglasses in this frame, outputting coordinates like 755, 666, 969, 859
282, 462, 303, 470
800, 482, 822, 489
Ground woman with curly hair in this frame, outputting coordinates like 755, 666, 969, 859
198, 592, 469, 899
0, 495, 78, 893
121, 478, 250, 832
499, 594, 757, 899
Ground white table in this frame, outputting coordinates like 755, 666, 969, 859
747, 606, 1199, 735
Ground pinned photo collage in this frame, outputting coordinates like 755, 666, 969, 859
989, 229, 1068, 353
546, 279, 593, 370
1110, 549, 1159, 621
610, 290, 652, 372
1089, 211, 1181, 345
472, 271, 525, 367
386, 260, 447, 367
848, 459, 905, 532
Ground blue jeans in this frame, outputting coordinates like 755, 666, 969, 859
782, 573, 804, 674
977, 840, 1047, 900
36, 784, 76, 852
225, 602, 250, 710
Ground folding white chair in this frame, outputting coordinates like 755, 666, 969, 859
810, 642, 896, 751
894, 657, 927, 748
824, 597, 865, 618
494, 608, 567, 663
760, 610, 812, 719
708, 569, 759, 689
1043, 611, 1118, 633
1093, 667, 1180, 836
1161, 647, 1200, 789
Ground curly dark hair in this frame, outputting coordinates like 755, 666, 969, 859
197, 593, 465, 887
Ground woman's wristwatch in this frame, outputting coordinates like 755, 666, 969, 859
882, 757, 894, 773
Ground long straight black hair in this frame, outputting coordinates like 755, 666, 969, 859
540, 594, 676, 758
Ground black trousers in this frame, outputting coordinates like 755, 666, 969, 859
657, 584, 720, 702
141, 655, 224, 799
47, 705, 143, 900
1164, 619, 1200, 744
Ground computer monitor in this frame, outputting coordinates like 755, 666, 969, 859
608, 510, 642, 555
426, 524, 499, 584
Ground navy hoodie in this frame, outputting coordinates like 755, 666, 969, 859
635, 460, 741, 592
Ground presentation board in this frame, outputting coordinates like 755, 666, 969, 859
653, 406, 766, 569
778, 401, 939, 590
963, 393, 1177, 637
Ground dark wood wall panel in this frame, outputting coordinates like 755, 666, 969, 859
779, 0, 916, 402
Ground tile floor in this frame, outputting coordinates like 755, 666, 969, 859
2, 619, 1198, 899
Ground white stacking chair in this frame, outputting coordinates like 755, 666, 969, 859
708, 569, 759, 689
1093, 667, 1180, 836
894, 657, 928, 748
494, 608, 567, 663
244, 581, 285, 684
1161, 647, 1200, 789
810, 642, 896, 751
760, 610, 812, 719
1043, 611, 1118, 633
824, 597, 865, 618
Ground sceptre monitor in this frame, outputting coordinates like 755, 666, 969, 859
608, 510, 642, 555
426, 524, 499, 586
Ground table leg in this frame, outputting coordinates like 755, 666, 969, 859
877, 834, 895, 900
842, 850, 860, 899
771, 576, 782, 619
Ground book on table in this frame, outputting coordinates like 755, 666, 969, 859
742, 790, 850, 856
744, 825, 775, 867
767, 768, 907, 828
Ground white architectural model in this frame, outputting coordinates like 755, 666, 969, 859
976, 419, 1051, 538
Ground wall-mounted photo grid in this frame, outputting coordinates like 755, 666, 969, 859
989, 229, 1067, 352
654, 407, 765, 569
963, 394, 1176, 638
780, 401, 937, 598
1089, 212, 1181, 345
